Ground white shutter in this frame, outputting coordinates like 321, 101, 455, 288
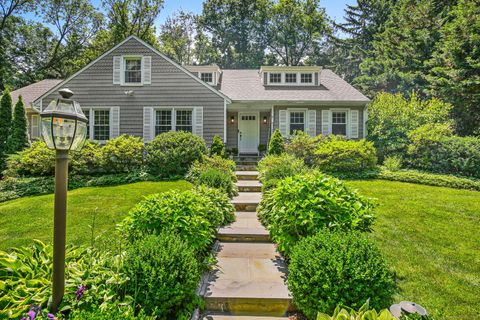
110, 107, 120, 139
143, 56, 151, 85
143, 107, 154, 142
113, 56, 122, 84
279, 110, 287, 136
350, 110, 359, 139
307, 110, 316, 137
193, 107, 203, 138
321, 110, 331, 136
31, 115, 40, 139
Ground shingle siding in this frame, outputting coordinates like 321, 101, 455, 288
40, 38, 226, 145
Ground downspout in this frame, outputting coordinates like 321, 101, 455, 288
224, 99, 227, 143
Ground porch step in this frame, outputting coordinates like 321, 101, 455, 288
231, 192, 261, 212
236, 171, 259, 181
202, 314, 289, 319
237, 180, 262, 192
218, 212, 269, 242
202, 242, 291, 316
236, 163, 258, 169
233, 156, 262, 162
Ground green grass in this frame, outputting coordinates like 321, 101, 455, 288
0, 181, 191, 250
347, 180, 480, 319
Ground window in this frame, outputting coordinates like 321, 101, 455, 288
154, 108, 193, 135
200, 72, 213, 84
332, 111, 347, 135
300, 73, 313, 84
269, 73, 282, 84
241, 115, 256, 121
285, 73, 297, 83
289, 111, 305, 134
83, 108, 110, 141
124, 57, 142, 84
155, 110, 172, 135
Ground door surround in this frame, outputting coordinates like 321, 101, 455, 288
238, 111, 260, 154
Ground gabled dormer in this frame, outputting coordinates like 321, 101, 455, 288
185, 64, 222, 86
260, 66, 322, 86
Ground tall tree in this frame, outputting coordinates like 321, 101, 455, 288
159, 10, 197, 65
7, 95, 28, 153
266, 0, 330, 66
0, 89, 12, 172
428, 0, 480, 135
199, 0, 269, 68
103, 0, 164, 48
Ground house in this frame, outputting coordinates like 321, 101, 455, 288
26, 36, 369, 154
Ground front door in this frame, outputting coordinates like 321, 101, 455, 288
238, 112, 259, 154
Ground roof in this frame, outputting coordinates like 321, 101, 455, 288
11, 79, 63, 108
218, 69, 370, 104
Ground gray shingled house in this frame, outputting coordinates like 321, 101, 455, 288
22, 35, 369, 154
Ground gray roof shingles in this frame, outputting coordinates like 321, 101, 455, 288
11, 79, 63, 108
218, 69, 369, 103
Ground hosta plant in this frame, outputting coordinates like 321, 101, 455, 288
316, 302, 396, 320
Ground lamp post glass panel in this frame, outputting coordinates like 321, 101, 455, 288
40, 88, 87, 311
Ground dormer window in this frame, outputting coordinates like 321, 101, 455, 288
300, 73, 313, 84
201, 72, 214, 84
285, 73, 297, 83
261, 66, 319, 86
124, 57, 142, 84
269, 73, 282, 84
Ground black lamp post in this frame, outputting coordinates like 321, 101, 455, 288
40, 88, 87, 312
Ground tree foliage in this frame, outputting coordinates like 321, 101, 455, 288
7, 95, 28, 153
159, 10, 197, 65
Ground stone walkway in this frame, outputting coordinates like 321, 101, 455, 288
201, 169, 291, 319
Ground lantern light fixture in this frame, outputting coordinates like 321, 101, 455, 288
230, 115, 235, 124
263, 116, 268, 124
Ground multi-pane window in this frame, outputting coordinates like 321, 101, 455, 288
176, 110, 193, 132
124, 57, 142, 84
201, 72, 213, 84
269, 73, 282, 84
289, 111, 305, 134
332, 111, 347, 136
285, 73, 297, 83
93, 110, 110, 141
300, 73, 313, 84
155, 110, 172, 135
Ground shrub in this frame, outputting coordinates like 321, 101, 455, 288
406, 125, 480, 178
122, 234, 200, 319
210, 135, 225, 157
145, 131, 207, 178
258, 171, 375, 255
69, 307, 154, 320
197, 168, 237, 197
367, 92, 452, 160
122, 187, 234, 252
101, 135, 144, 173
193, 185, 235, 226
289, 231, 396, 318
257, 153, 306, 190
4, 141, 55, 176
187, 155, 237, 197
316, 302, 397, 320
268, 129, 284, 155
314, 136, 377, 173
383, 156, 402, 171
70, 140, 103, 175
284, 131, 322, 165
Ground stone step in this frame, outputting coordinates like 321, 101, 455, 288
236, 180, 262, 192
232, 192, 261, 211
218, 212, 269, 242
202, 314, 289, 319
236, 164, 258, 171
236, 171, 259, 181
202, 242, 291, 316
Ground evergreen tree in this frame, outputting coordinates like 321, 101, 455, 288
210, 135, 225, 157
268, 129, 285, 155
0, 89, 13, 172
7, 95, 29, 153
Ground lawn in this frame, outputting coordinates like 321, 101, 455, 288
0, 181, 191, 250
347, 180, 480, 319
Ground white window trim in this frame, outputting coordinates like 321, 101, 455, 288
200, 72, 215, 85
153, 106, 195, 134
287, 108, 307, 135
329, 108, 350, 138
266, 72, 315, 86
121, 55, 144, 86
83, 107, 111, 143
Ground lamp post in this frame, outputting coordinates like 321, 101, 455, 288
40, 89, 87, 312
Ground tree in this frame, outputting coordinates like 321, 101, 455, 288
7, 95, 28, 153
428, 0, 480, 135
103, 0, 164, 48
199, 0, 269, 68
159, 10, 197, 65
210, 135, 225, 157
0, 89, 12, 171
266, 0, 330, 66
268, 129, 285, 155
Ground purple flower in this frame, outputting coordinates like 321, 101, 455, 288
75, 284, 87, 301
27, 309, 36, 320
47, 313, 55, 320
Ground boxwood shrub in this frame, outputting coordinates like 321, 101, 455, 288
257, 171, 375, 255
145, 131, 207, 178
288, 231, 396, 318
122, 233, 200, 319
257, 153, 307, 190
101, 135, 144, 173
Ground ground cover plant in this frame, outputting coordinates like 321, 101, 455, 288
347, 180, 480, 319
289, 231, 395, 318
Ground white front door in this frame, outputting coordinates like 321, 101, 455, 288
238, 112, 259, 154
